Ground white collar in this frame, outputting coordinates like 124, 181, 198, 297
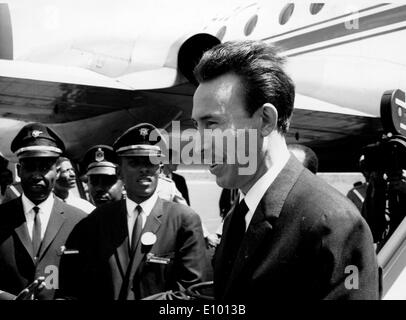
242, 153, 290, 215
126, 192, 158, 218
21, 193, 55, 216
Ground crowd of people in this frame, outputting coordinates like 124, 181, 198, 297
0, 39, 392, 300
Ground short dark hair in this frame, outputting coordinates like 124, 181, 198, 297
288, 144, 319, 174
194, 40, 295, 133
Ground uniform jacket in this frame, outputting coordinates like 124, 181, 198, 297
59, 197, 207, 300
0, 196, 86, 299
214, 156, 380, 300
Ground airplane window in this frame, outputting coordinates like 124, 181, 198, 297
216, 26, 227, 41
244, 14, 258, 36
310, 3, 324, 15
279, 3, 295, 25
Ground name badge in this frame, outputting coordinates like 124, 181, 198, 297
58, 246, 79, 256
146, 253, 171, 265
63, 250, 79, 255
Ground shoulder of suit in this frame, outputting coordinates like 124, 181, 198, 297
88, 199, 124, 219
160, 197, 197, 216
55, 197, 87, 220
287, 171, 363, 225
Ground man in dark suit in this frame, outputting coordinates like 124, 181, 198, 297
192, 40, 380, 300
59, 123, 207, 300
82, 145, 124, 207
0, 123, 86, 299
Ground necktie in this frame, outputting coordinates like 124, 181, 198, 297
227, 199, 249, 266
130, 205, 143, 253
32, 206, 42, 259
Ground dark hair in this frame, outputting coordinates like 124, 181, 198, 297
194, 40, 295, 133
288, 144, 319, 174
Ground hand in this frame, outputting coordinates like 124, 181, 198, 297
205, 233, 220, 248
14, 277, 46, 300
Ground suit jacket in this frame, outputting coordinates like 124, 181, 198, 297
171, 172, 190, 206
0, 196, 86, 299
214, 156, 380, 300
59, 197, 207, 300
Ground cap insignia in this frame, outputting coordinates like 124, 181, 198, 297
31, 130, 43, 138
95, 148, 104, 162
140, 128, 149, 139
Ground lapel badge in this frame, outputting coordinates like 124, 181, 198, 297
95, 148, 104, 162
31, 130, 43, 138
141, 232, 157, 246
58, 245, 66, 256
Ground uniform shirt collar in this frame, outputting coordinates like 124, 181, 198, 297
126, 192, 158, 218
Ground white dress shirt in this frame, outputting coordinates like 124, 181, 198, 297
126, 192, 158, 244
241, 153, 291, 231
21, 193, 54, 240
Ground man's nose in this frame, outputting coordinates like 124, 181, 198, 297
31, 171, 43, 180
95, 184, 106, 193
139, 165, 152, 174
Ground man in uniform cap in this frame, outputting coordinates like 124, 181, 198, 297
59, 123, 207, 300
0, 123, 86, 299
82, 145, 124, 207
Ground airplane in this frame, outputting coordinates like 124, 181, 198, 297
1, 0, 406, 299
1, 0, 405, 169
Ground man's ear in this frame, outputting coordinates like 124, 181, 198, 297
260, 103, 278, 137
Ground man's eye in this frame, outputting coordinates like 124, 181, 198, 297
40, 165, 51, 171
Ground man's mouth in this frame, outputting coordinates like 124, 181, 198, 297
95, 196, 109, 203
29, 183, 46, 190
95, 193, 109, 200
137, 176, 153, 185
